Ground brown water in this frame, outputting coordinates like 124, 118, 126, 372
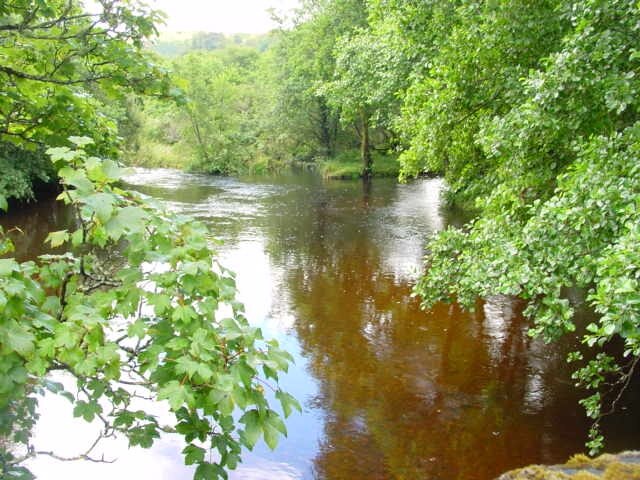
2, 169, 638, 480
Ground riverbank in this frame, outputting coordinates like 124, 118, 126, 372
317, 151, 399, 179
125, 149, 401, 181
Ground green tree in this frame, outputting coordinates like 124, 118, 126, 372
124, 46, 269, 174
267, 0, 368, 162
396, 0, 566, 204
0, 138, 300, 479
0, 0, 172, 200
414, 0, 640, 453
322, 28, 403, 176
174, 49, 262, 174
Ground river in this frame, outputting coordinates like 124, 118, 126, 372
3, 169, 638, 479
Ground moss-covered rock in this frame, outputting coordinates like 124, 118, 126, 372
497, 451, 640, 480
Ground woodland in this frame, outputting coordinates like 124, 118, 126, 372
1, 0, 639, 478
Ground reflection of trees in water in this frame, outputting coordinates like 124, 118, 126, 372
263, 193, 591, 479
1, 198, 76, 261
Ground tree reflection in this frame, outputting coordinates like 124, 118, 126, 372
258, 180, 593, 479
0, 197, 76, 261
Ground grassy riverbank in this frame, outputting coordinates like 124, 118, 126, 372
318, 151, 400, 179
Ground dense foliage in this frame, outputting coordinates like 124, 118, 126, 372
0, 139, 299, 479
125, 46, 269, 174
0, 0, 173, 200
402, 0, 640, 452
124, 0, 402, 177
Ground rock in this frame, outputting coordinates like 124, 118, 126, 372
496, 451, 640, 479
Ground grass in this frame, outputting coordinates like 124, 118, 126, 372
125, 141, 191, 169
318, 150, 400, 179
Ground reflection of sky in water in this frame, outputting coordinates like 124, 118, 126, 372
483, 295, 515, 364
27, 373, 195, 479
374, 178, 445, 281
218, 240, 323, 480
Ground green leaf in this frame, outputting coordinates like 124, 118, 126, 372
72, 400, 102, 422
101, 159, 126, 181
58, 167, 94, 193
0, 194, 7, 212
172, 305, 198, 324
194, 462, 226, 480
68, 136, 94, 147
71, 228, 84, 246
263, 422, 280, 450
239, 409, 261, 449
158, 380, 194, 410
45, 230, 69, 248
116, 206, 148, 232
127, 319, 146, 339
85, 193, 115, 223
0, 258, 19, 276
183, 444, 206, 465
46, 147, 73, 162
276, 390, 302, 418
266, 410, 287, 436
2, 320, 36, 356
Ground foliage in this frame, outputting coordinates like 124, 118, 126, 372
175, 49, 262, 174
413, 0, 640, 452
125, 0, 402, 175
0, 0, 173, 200
396, 0, 567, 204
125, 46, 269, 175
264, 0, 372, 162
321, 27, 403, 174
0, 138, 300, 478
0, 144, 55, 201
150, 31, 273, 58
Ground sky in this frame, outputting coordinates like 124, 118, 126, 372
149, 0, 300, 34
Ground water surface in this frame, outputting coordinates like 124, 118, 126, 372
2, 169, 638, 480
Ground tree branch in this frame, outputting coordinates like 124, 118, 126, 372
0, 65, 111, 85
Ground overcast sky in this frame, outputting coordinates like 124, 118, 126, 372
149, 0, 299, 33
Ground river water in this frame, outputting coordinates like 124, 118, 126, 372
3, 169, 638, 479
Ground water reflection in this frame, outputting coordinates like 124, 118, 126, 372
2, 170, 638, 480
1, 197, 75, 261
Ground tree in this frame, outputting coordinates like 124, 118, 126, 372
396, 0, 566, 204
0, 0, 173, 200
322, 28, 404, 176
266, 0, 369, 162
173, 49, 262, 174
0, 138, 300, 479
414, 0, 640, 453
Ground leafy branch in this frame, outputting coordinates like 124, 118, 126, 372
0, 137, 301, 479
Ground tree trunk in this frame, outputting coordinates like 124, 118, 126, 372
360, 111, 372, 178
318, 99, 334, 158
188, 107, 209, 163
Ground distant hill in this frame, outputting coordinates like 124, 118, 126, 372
148, 31, 275, 57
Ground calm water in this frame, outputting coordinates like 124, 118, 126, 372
2, 169, 638, 479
